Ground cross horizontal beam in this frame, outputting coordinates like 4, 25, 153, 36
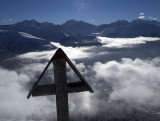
32, 81, 89, 97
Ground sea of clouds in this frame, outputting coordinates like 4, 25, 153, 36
0, 37, 160, 120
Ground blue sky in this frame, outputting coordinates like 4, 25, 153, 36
0, 0, 160, 25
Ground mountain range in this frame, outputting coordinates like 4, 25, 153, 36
0, 19, 160, 54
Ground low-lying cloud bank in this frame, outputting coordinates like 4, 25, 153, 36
1, 56, 160, 120
92, 57, 160, 106
0, 67, 55, 120
1, 36, 160, 120
97, 36, 160, 48
18, 36, 160, 63
18, 42, 95, 60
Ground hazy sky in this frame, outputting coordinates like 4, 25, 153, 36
0, 0, 160, 25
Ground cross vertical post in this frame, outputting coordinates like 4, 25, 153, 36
53, 51, 69, 121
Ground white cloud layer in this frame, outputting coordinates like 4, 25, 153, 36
138, 13, 145, 19
138, 16, 145, 19
18, 42, 97, 60
1, 56, 160, 120
139, 13, 144, 16
1, 36, 160, 120
97, 36, 160, 48
92, 57, 160, 106
2, 18, 13, 22
0, 67, 55, 120
149, 16, 158, 20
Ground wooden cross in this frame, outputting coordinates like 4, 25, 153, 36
27, 48, 94, 121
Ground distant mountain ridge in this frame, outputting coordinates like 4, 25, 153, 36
0, 19, 160, 54
1, 19, 160, 38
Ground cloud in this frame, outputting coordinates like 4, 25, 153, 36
2, 18, 13, 22
92, 57, 160, 106
88, 19, 95, 22
1, 56, 160, 120
1, 37, 160, 120
149, 16, 158, 20
0, 58, 96, 120
138, 13, 145, 19
138, 16, 145, 19
18, 42, 97, 60
97, 36, 160, 48
0, 66, 55, 120
65, 57, 160, 116
139, 13, 144, 16
153, 18, 158, 20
